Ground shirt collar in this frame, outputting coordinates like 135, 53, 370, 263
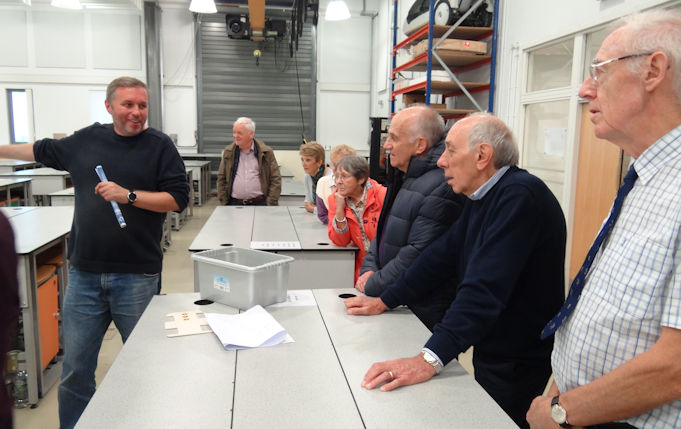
468, 166, 510, 201
633, 123, 681, 186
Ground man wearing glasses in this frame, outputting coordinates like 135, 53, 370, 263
527, 9, 681, 429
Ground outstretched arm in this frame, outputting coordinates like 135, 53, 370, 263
0, 143, 36, 161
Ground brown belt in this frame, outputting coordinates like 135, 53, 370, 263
230, 195, 265, 205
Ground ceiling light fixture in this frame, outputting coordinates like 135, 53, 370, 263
189, 0, 217, 14
51, 0, 83, 9
325, 0, 351, 21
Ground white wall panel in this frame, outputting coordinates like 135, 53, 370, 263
0, 10, 29, 67
92, 13, 142, 70
318, 17, 371, 85
161, 7, 195, 86
163, 86, 196, 147
161, 6, 196, 148
33, 11, 86, 68
317, 91, 370, 151
32, 85, 97, 139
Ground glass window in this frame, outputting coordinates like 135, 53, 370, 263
523, 100, 570, 171
7, 89, 33, 144
527, 39, 574, 92
584, 27, 609, 82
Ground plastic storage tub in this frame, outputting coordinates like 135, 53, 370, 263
192, 247, 294, 310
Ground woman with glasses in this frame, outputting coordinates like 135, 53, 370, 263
315, 144, 357, 224
328, 155, 387, 283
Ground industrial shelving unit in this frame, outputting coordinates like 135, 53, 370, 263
390, 0, 500, 119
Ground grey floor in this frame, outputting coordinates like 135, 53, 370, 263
13, 197, 475, 428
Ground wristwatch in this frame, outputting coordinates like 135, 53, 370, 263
550, 395, 570, 427
421, 349, 443, 375
127, 190, 137, 204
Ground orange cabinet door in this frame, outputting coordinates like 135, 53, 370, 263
37, 275, 60, 369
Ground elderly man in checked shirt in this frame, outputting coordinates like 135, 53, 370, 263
527, 9, 681, 429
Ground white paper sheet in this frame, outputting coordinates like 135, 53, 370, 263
250, 241, 302, 250
268, 290, 316, 307
205, 305, 294, 350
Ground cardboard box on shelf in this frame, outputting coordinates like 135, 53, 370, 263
402, 93, 426, 106
413, 38, 487, 58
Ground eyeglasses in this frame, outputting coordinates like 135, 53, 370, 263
335, 173, 354, 182
589, 52, 653, 81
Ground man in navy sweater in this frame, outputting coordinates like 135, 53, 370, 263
345, 112, 565, 428
0, 76, 189, 429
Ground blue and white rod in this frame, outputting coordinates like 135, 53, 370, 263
94, 165, 127, 229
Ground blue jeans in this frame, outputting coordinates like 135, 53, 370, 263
58, 267, 159, 429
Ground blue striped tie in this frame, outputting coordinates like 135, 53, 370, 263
541, 165, 638, 339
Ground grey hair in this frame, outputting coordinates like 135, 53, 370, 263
466, 112, 519, 168
234, 117, 256, 133
401, 104, 445, 148
334, 155, 370, 185
611, 9, 681, 105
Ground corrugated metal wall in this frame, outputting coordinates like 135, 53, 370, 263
197, 13, 316, 153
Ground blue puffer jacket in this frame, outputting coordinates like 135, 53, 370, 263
361, 140, 465, 330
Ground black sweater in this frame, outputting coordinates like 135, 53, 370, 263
381, 167, 565, 364
34, 123, 189, 273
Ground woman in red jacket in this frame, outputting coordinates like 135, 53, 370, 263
328, 156, 386, 283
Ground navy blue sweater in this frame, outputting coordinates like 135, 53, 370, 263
34, 123, 189, 274
381, 167, 565, 364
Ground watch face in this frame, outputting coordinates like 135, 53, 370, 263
551, 404, 567, 424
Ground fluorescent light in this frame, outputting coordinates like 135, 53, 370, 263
189, 0, 217, 14
325, 0, 350, 21
51, 0, 83, 8
22, 0, 31, 5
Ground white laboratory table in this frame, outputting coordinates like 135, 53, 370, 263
183, 160, 211, 206
0, 168, 70, 204
0, 177, 32, 206
4, 206, 73, 405
0, 159, 40, 174
279, 178, 306, 205
189, 206, 355, 289
279, 165, 294, 179
75, 291, 516, 429
47, 187, 74, 206
169, 168, 194, 230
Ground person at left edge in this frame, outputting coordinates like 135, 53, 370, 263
0, 213, 19, 429
0, 76, 189, 429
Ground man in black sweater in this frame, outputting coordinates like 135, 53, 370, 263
345, 113, 565, 428
0, 76, 189, 429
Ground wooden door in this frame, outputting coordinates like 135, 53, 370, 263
569, 104, 624, 279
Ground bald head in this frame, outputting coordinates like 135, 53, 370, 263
395, 105, 445, 148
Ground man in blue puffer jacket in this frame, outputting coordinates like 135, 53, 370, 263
356, 105, 466, 330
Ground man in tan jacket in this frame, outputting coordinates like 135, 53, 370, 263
217, 117, 281, 205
